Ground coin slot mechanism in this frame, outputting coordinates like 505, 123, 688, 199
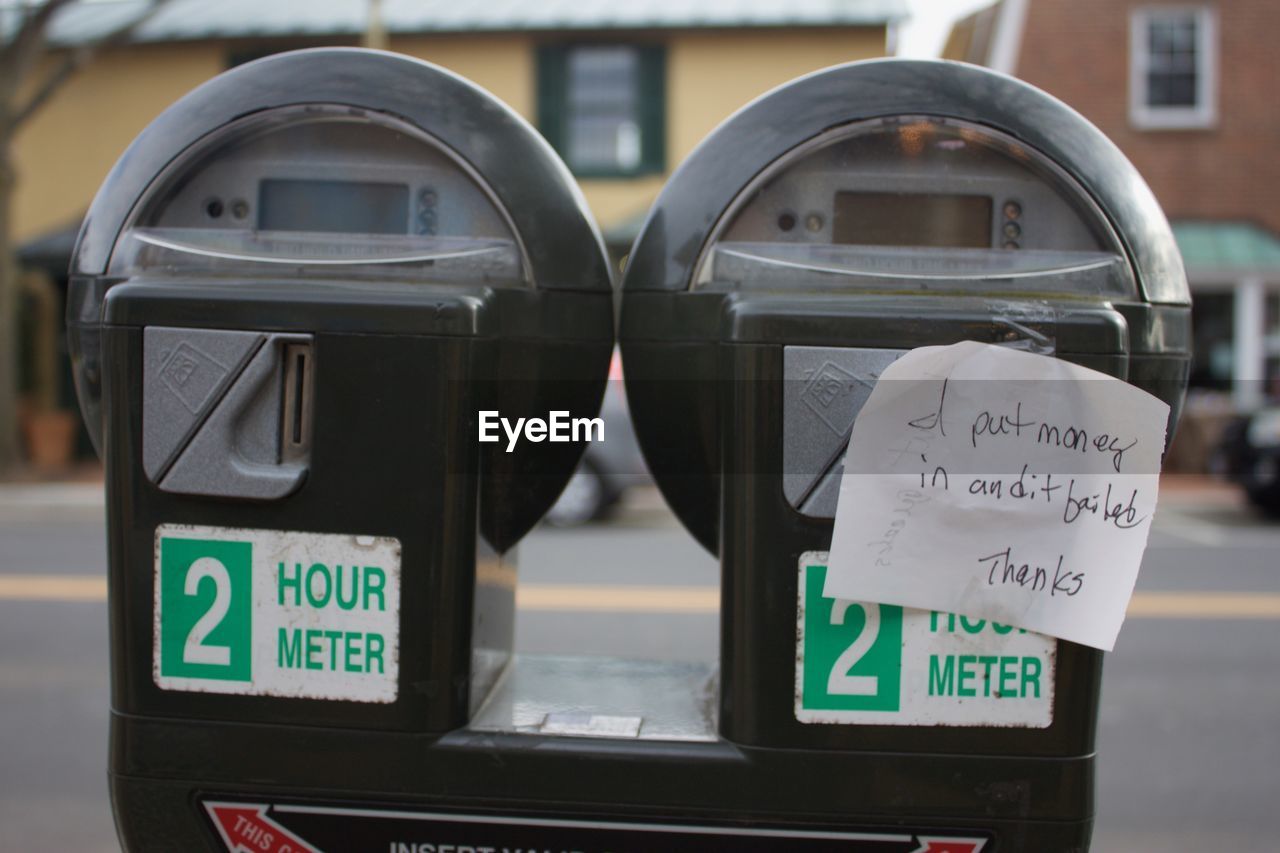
281, 343, 313, 463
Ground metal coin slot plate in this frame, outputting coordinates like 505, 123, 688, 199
144, 327, 313, 500
470, 655, 718, 742
784, 346, 907, 519
280, 342, 313, 466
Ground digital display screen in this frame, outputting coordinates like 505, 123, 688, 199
258, 179, 409, 234
832, 192, 993, 248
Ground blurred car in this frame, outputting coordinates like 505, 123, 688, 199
544, 349, 652, 526
1216, 406, 1280, 518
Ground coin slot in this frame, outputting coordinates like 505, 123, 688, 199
281, 343, 313, 463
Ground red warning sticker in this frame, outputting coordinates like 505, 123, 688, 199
206, 802, 321, 853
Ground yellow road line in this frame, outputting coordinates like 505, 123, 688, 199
1126, 591, 1280, 619
2, 576, 1280, 620
0, 575, 107, 601
517, 586, 1280, 619
517, 584, 720, 613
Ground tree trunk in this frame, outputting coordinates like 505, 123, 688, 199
0, 127, 22, 474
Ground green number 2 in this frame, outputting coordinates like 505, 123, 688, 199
800, 564, 903, 712
182, 557, 233, 666
826, 600, 881, 697
158, 537, 252, 682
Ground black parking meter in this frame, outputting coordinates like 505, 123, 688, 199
621, 60, 1191, 849
68, 49, 615, 849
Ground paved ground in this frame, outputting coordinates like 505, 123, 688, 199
0, 476, 1276, 851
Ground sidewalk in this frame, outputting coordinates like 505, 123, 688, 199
0, 463, 104, 514
1157, 473, 1246, 510
0, 480, 105, 514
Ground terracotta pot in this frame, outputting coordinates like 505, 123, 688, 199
22, 408, 78, 471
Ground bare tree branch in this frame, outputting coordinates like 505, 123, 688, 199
11, 0, 173, 129
0, 0, 175, 472
0, 0, 79, 100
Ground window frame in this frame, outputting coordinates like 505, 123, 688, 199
1129, 5, 1218, 130
537, 42, 666, 180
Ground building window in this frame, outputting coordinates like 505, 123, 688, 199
1129, 7, 1217, 130
537, 44, 665, 178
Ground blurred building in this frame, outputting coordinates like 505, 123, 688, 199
946, 0, 1280, 434
14, 0, 904, 253
10, 0, 904, 466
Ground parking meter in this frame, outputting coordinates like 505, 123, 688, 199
621, 59, 1191, 849
68, 49, 613, 849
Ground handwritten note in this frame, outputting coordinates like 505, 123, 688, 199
824, 341, 1170, 651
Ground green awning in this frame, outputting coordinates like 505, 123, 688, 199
1172, 221, 1280, 279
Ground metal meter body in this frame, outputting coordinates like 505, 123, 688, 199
69, 49, 613, 849
620, 59, 1191, 849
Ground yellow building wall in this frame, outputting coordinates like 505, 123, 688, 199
12, 43, 224, 243
12, 27, 888, 244
392, 34, 535, 120
667, 29, 888, 167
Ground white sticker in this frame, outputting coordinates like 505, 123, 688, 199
824, 341, 1170, 650
797, 554, 1054, 727
153, 524, 400, 703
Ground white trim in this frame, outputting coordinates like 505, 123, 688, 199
988, 0, 1029, 75
1129, 6, 1218, 130
1233, 277, 1265, 411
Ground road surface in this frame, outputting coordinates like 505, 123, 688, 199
0, 481, 1275, 851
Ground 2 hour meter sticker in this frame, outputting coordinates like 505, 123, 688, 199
477, 410, 604, 452
154, 524, 401, 702
796, 556, 1055, 727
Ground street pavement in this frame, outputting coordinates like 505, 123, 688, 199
0, 478, 1276, 851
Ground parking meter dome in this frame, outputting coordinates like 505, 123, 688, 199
69, 48, 614, 549
620, 59, 1190, 555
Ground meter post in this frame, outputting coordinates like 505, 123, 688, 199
70, 48, 613, 849
620, 58, 1191, 850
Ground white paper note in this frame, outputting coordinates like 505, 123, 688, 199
824, 341, 1171, 651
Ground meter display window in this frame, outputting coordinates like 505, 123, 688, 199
257, 179, 410, 235
832, 191, 993, 248
109, 106, 529, 285
694, 116, 1134, 298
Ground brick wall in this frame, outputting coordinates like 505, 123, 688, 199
1015, 0, 1280, 236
